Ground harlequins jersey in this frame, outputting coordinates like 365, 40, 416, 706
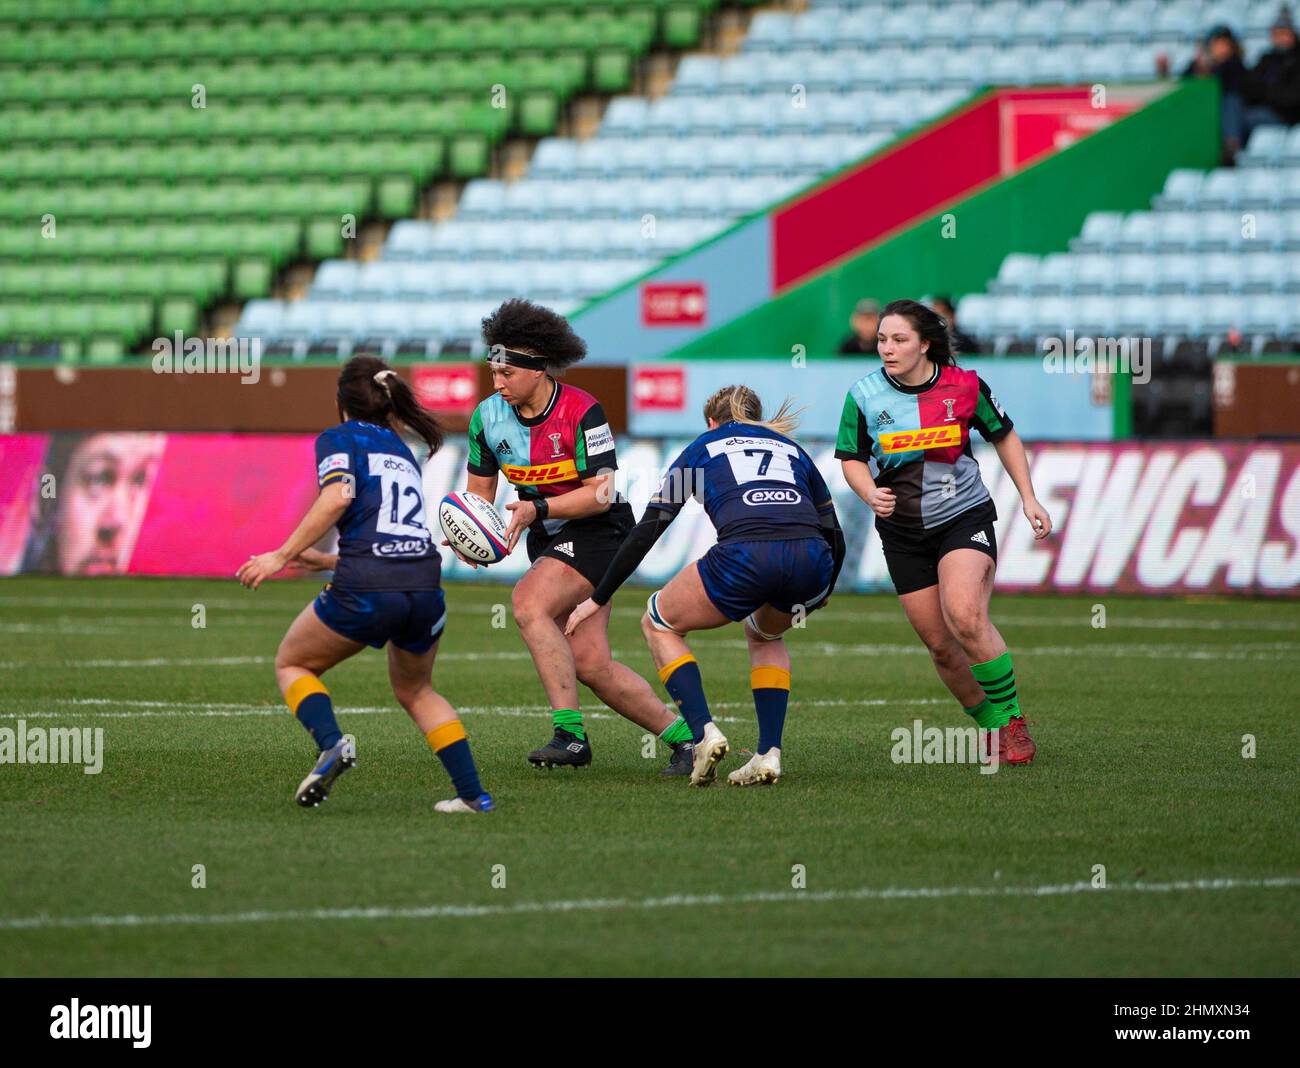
466, 380, 631, 535
834, 363, 1013, 529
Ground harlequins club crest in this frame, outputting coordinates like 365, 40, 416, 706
876, 410, 894, 428
548, 432, 564, 457
943, 398, 956, 421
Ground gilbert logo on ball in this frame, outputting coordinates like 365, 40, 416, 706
438, 492, 510, 565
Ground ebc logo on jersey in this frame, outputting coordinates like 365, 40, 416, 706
742, 488, 802, 506
878, 425, 962, 453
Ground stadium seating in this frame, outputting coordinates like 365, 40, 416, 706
3, 0, 1295, 359
241, 0, 1289, 357
0, 0, 724, 357
963, 130, 1300, 353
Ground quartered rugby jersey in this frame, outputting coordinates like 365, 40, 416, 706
315, 419, 440, 591
466, 381, 629, 535
649, 421, 833, 545
834, 363, 1013, 529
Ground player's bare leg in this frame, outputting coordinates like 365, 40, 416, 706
937, 549, 1035, 764
644, 563, 731, 785
897, 584, 985, 708
274, 602, 364, 807
388, 641, 493, 812
566, 599, 674, 734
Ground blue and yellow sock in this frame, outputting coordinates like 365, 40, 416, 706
285, 675, 342, 751
658, 653, 711, 742
751, 666, 790, 754
426, 720, 484, 801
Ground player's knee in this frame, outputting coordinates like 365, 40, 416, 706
391, 680, 429, 711
945, 609, 986, 645
511, 587, 542, 630
574, 652, 612, 689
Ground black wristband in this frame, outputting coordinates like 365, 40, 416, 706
533, 497, 549, 521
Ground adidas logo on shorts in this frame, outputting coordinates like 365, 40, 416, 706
970, 530, 990, 546
554, 541, 575, 557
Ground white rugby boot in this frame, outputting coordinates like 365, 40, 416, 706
689, 721, 730, 787
728, 747, 782, 787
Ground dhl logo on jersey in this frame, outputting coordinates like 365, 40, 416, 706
878, 425, 963, 453
502, 459, 578, 485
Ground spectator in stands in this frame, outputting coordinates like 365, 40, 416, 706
838, 298, 880, 355
1242, 6, 1300, 132
1181, 24, 1249, 161
930, 295, 981, 355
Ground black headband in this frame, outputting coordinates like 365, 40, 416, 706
487, 346, 548, 371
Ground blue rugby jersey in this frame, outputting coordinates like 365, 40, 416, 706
314, 420, 440, 591
647, 421, 832, 543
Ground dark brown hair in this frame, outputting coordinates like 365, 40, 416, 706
336, 355, 443, 457
881, 298, 957, 367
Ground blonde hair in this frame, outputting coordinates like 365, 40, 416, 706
703, 384, 802, 437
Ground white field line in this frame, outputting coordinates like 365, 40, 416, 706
2, 639, 1298, 671
1, 876, 1296, 932
0, 697, 949, 723
1, 597, 1297, 632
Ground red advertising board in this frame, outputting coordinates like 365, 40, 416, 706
631, 367, 687, 412
641, 283, 707, 327
998, 89, 1139, 173
410, 364, 477, 414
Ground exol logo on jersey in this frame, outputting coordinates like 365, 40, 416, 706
372, 537, 429, 557
878, 425, 963, 453
742, 488, 802, 506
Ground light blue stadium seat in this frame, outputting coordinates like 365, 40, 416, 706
602, 97, 648, 137
674, 56, 721, 95
1241, 125, 1288, 165
1117, 212, 1161, 250
1155, 211, 1201, 250
956, 293, 994, 337
994, 253, 1040, 293
1071, 253, 1114, 292
1114, 295, 1155, 333
1038, 252, 1077, 292
1158, 253, 1202, 292
385, 220, 436, 260
237, 299, 284, 339
1199, 169, 1242, 208
744, 12, 795, 51
1158, 169, 1206, 209
1117, 252, 1160, 293
1072, 295, 1115, 334
1198, 255, 1238, 292
312, 260, 358, 299
1162, 295, 1202, 336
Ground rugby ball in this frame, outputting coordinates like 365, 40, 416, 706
439, 491, 510, 565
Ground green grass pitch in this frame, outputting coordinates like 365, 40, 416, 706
0, 575, 1296, 977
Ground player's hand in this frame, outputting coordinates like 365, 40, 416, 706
237, 549, 289, 589
1023, 497, 1052, 540
865, 486, 896, 518
504, 500, 537, 552
564, 597, 600, 636
439, 538, 479, 569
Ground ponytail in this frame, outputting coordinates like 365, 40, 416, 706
336, 355, 444, 458
703, 384, 803, 437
